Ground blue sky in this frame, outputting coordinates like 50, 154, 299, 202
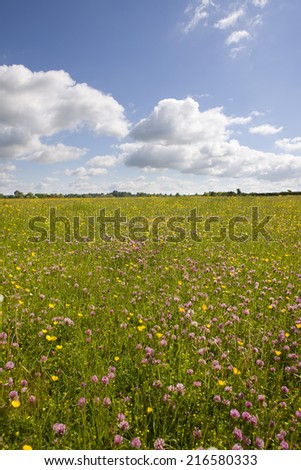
1, 0, 301, 194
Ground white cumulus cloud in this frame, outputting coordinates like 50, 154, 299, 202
0, 64, 129, 163
275, 137, 301, 153
123, 97, 301, 182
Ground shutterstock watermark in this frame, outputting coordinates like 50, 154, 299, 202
27, 207, 273, 243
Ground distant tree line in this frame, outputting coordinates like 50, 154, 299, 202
0, 189, 300, 199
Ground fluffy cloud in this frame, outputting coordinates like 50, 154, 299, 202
214, 9, 244, 29
124, 97, 301, 181
275, 137, 301, 153
249, 124, 283, 135
0, 65, 129, 163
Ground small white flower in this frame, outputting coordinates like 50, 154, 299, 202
0, 294, 4, 303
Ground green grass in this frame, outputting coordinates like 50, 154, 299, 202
1, 196, 301, 449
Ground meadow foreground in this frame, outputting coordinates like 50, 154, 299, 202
1, 196, 301, 450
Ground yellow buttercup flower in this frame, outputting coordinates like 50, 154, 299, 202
137, 325, 146, 332
23, 445, 33, 450
46, 335, 57, 341
147, 407, 153, 413
11, 400, 21, 408
51, 375, 59, 382
217, 380, 226, 386
275, 350, 282, 356
233, 367, 241, 375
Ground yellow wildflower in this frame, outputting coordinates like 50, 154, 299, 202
217, 380, 226, 386
11, 400, 21, 408
46, 335, 57, 341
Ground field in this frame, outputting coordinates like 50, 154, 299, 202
1, 196, 301, 450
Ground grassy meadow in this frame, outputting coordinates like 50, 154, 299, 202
0, 196, 301, 450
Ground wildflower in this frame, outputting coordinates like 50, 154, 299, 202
114, 356, 120, 362
295, 409, 301, 419
119, 420, 129, 431
242, 411, 251, 422
176, 383, 185, 394
137, 325, 146, 332
51, 375, 59, 382
131, 437, 141, 449
11, 400, 21, 408
52, 423, 66, 436
217, 380, 226, 386
193, 429, 201, 439
233, 428, 243, 441
280, 440, 289, 450
230, 409, 240, 419
154, 438, 165, 450
9, 390, 19, 400
147, 407, 153, 414
275, 350, 282, 356
46, 335, 57, 341
153, 380, 162, 389
233, 367, 241, 375
22, 445, 33, 450
255, 437, 264, 449
114, 435, 123, 446
101, 375, 109, 385
5, 361, 14, 370
91, 375, 99, 383
29, 395, 36, 405
103, 397, 111, 407
78, 397, 86, 408
232, 444, 243, 450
